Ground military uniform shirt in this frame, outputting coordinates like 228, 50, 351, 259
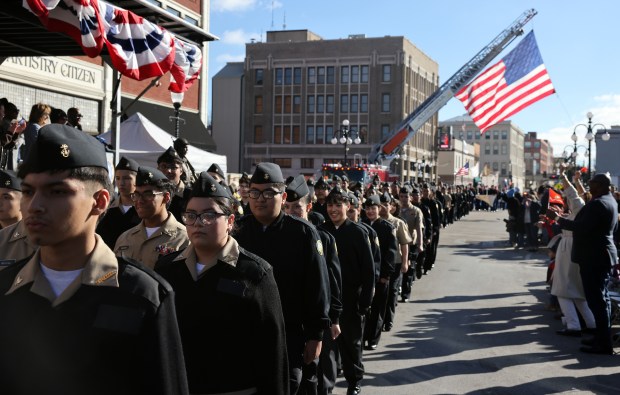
0, 220, 37, 269
96, 197, 140, 249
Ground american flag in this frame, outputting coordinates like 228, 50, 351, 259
24, 0, 202, 93
455, 162, 470, 176
455, 31, 555, 133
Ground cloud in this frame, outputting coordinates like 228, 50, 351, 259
215, 53, 245, 64
220, 29, 259, 45
212, 0, 257, 12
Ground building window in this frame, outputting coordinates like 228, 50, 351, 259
166, 6, 181, 17
467, 130, 473, 140
184, 15, 199, 26
326, 67, 335, 84
324, 126, 332, 145
284, 96, 292, 113
308, 67, 316, 84
275, 96, 283, 113
534, 152, 540, 159
275, 68, 283, 85
306, 126, 315, 144
524, 141, 532, 148
326, 95, 334, 113
254, 96, 263, 114
146, 0, 162, 6
492, 162, 499, 171
283, 126, 291, 144
273, 158, 292, 168
501, 143, 507, 155
360, 65, 369, 83
294, 68, 302, 85
341, 66, 349, 83
293, 95, 301, 113
501, 162, 507, 175
316, 126, 324, 144
534, 141, 541, 148
254, 125, 263, 143
292, 126, 300, 144
274, 126, 282, 144
340, 95, 349, 113
493, 130, 499, 139
317, 95, 325, 113
284, 68, 292, 85
351, 66, 359, 83
484, 143, 490, 154
382, 65, 391, 82
493, 143, 499, 155
381, 124, 390, 140
350, 94, 358, 113
501, 130, 508, 140
381, 93, 390, 112
360, 94, 368, 112
485, 132, 491, 140
255, 69, 264, 85
317, 67, 325, 84
301, 158, 314, 169
307, 96, 315, 113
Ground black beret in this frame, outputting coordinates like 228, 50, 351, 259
399, 186, 411, 195
191, 172, 231, 199
250, 162, 284, 184
285, 175, 310, 202
332, 175, 342, 182
157, 147, 183, 164
239, 172, 250, 184
115, 156, 139, 172
348, 192, 360, 208
136, 166, 168, 186
306, 178, 315, 187
327, 186, 348, 199
380, 192, 392, 204
364, 195, 381, 207
19, 124, 107, 175
314, 178, 330, 190
411, 187, 420, 194
285, 176, 295, 185
0, 170, 21, 191
207, 163, 225, 179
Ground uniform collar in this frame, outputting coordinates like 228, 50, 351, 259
174, 236, 240, 281
5, 234, 120, 306
134, 213, 183, 238
8, 220, 31, 244
175, 181, 186, 197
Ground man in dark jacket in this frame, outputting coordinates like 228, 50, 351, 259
548, 173, 619, 355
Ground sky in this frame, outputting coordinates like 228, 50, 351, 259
207, 0, 620, 165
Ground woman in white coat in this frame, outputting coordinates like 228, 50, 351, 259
551, 169, 596, 336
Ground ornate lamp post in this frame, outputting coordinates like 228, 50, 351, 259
573, 112, 609, 180
331, 119, 361, 166
169, 91, 186, 138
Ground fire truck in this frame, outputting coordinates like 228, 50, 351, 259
321, 163, 390, 184
368, 9, 538, 165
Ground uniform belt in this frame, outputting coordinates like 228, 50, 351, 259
193, 388, 257, 395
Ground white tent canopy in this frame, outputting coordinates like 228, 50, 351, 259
100, 112, 227, 174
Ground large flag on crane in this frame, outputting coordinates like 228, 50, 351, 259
455, 31, 555, 133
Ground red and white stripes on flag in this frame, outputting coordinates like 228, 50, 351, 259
24, 0, 202, 93
456, 31, 555, 133
455, 162, 470, 176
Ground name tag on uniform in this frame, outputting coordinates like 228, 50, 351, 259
217, 278, 247, 297
0, 259, 16, 267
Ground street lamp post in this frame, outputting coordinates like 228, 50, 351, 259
331, 119, 361, 166
169, 92, 186, 138
573, 112, 609, 180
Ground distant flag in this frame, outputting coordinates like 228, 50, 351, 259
470, 162, 480, 178
455, 162, 470, 176
455, 31, 555, 133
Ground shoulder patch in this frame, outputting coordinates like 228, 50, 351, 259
316, 239, 324, 256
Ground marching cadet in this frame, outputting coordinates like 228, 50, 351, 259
114, 166, 189, 269
0, 124, 188, 394
157, 146, 191, 222
238, 172, 252, 217
312, 177, 330, 219
207, 163, 226, 184
96, 156, 141, 248
0, 170, 37, 267
422, 184, 443, 274
283, 175, 343, 395
398, 186, 425, 301
155, 172, 288, 394
233, 162, 330, 395
320, 188, 375, 395
362, 194, 398, 350
378, 192, 412, 332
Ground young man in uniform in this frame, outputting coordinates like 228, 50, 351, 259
312, 177, 330, 219
0, 170, 37, 267
234, 163, 330, 395
284, 175, 342, 395
207, 163, 226, 184
321, 188, 375, 395
96, 156, 141, 248
0, 124, 188, 394
173, 138, 196, 186
237, 172, 252, 217
157, 147, 191, 222
399, 186, 425, 301
114, 166, 189, 269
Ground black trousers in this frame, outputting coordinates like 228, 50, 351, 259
338, 305, 365, 387
424, 230, 440, 271
364, 281, 389, 346
580, 266, 613, 349
317, 329, 337, 395
401, 252, 424, 299
299, 358, 318, 395
384, 269, 402, 327
288, 335, 304, 395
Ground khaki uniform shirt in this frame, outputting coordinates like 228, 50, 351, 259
0, 220, 37, 268
385, 214, 413, 264
5, 234, 119, 307
400, 204, 424, 249
114, 213, 189, 269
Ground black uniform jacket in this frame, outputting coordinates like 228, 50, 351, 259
363, 218, 398, 280
234, 212, 330, 343
320, 219, 375, 314
312, 200, 329, 220
358, 221, 382, 282
96, 197, 141, 249
155, 237, 288, 395
558, 191, 619, 269
168, 182, 192, 223
0, 236, 188, 395
316, 226, 343, 325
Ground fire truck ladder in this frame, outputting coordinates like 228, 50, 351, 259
368, 8, 538, 164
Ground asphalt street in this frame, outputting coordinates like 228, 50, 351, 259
333, 209, 619, 395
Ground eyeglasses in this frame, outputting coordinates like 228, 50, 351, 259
129, 191, 164, 201
182, 211, 227, 226
248, 189, 282, 200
